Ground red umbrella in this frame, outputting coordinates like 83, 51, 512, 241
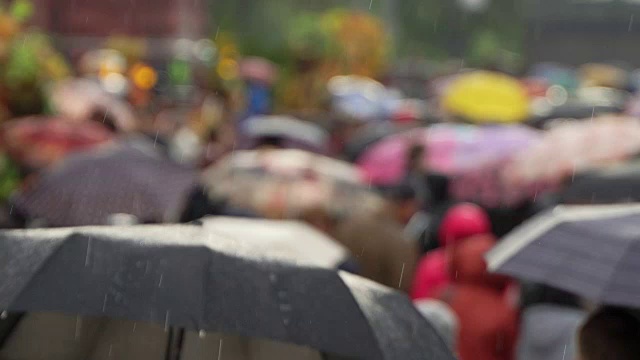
1, 116, 113, 170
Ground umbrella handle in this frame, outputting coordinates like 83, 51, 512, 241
164, 327, 185, 360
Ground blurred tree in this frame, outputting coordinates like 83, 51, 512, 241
209, 0, 524, 68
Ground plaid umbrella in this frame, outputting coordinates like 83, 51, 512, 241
11, 137, 197, 227
0, 222, 454, 360
487, 204, 640, 308
202, 149, 385, 219
1, 116, 113, 170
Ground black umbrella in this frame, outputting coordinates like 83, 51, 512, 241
487, 204, 640, 308
0, 221, 453, 360
344, 123, 404, 162
11, 136, 197, 227
528, 101, 623, 129
561, 161, 640, 204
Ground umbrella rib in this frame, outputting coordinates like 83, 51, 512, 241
487, 209, 561, 269
488, 204, 640, 270
595, 239, 639, 304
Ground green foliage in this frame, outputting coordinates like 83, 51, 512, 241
209, 0, 524, 67
4, 34, 40, 87
10, 0, 33, 22
0, 155, 20, 202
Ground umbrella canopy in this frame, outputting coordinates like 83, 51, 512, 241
528, 100, 623, 129
442, 71, 530, 124
0, 222, 454, 360
11, 137, 197, 227
1, 116, 113, 170
198, 217, 349, 268
503, 116, 640, 194
487, 204, 640, 308
561, 161, 640, 204
357, 124, 540, 186
242, 115, 329, 152
202, 149, 384, 219
328, 75, 388, 123
343, 122, 407, 162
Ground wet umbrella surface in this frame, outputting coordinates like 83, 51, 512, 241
0, 221, 454, 360
11, 136, 198, 227
487, 204, 640, 308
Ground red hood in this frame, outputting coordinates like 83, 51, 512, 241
449, 234, 510, 290
438, 203, 491, 247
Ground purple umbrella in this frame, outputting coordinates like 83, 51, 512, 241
357, 124, 541, 186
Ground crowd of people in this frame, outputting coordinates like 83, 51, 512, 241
2, 12, 640, 358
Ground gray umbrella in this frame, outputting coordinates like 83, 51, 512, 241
487, 204, 640, 308
0, 221, 453, 360
11, 136, 197, 227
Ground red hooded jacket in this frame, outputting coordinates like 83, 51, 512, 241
442, 234, 518, 360
411, 203, 491, 299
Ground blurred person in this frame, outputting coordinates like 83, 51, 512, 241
384, 183, 436, 254
414, 299, 459, 352
387, 183, 422, 226
334, 214, 418, 292
411, 203, 491, 300
578, 307, 640, 360
179, 188, 259, 223
441, 234, 518, 360
404, 143, 432, 209
517, 284, 586, 360
253, 136, 286, 151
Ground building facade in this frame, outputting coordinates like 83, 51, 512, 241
30, 0, 208, 60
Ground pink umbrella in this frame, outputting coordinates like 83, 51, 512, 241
503, 116, 640, 191
357, 124, 540, 186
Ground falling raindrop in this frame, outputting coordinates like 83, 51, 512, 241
199, 330, 206, 338
217, 339, 224, 360
0, 311, 7, 319
164, 311, 170, 332
398, 263, 405, 288
75, 316, 82, 339
85, 237, 93, 267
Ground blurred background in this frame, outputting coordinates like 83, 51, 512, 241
2, 1, 640, 359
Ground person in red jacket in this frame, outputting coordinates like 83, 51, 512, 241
411, 203, 491, 299
441, 234, 518, 360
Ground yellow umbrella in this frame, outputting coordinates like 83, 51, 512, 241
442, 71, 530, 124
